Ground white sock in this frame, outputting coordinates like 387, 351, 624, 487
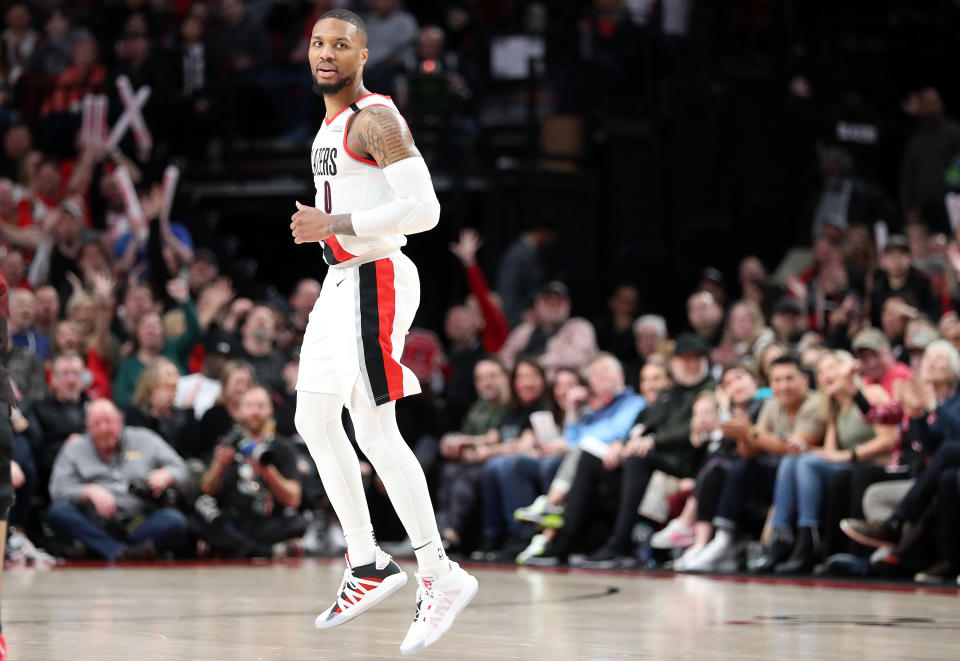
295, 391, 376, 567
413, 535, 451, 577
350, 401, 446, 575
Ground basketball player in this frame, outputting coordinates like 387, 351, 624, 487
289, 9, 477, 655
0, 263, 13, 661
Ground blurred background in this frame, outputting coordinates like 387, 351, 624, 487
7, 0, 960, 329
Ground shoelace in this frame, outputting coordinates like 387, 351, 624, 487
334, 568, 370, 613
412, 579, 442, 621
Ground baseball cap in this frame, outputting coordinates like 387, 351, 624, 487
673, 333, 709, 357
537, 281, 570, 299
884, 235, 910, 253
772, 296, 804, 316
907, 328, 939, 352
852, 327, 891, 353
203, 334, 234, 356
700, 267, 724, 285
195, 247, 219, 269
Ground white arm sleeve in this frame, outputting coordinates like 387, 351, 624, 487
350, 156, 441, 236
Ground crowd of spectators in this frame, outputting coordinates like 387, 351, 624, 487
0, 0, 959, 588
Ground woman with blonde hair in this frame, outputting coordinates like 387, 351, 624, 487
126, 356, 198, 458
198, 360, 257, 461
712, 299, 771, 368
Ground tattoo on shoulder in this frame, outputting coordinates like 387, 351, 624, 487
354, 107, 419, 167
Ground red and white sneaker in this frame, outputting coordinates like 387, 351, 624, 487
314, 549, 408, 629
400, 561, 478, 655
0, 632, 7, 660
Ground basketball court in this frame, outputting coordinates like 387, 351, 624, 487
5, 560, 958, 659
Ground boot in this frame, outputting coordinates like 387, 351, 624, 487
775, 526, 820, 574
750, 530, 794, 574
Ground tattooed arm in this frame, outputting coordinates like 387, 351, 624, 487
290, 106, 440, 244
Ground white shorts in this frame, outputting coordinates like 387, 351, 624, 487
296, 251, 422, 408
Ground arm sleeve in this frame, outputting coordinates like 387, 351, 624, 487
350, 157, 440, 236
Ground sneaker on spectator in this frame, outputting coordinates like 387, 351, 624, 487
840, 518, 900, 548
400, 561, 478, 655
315, 549, 408, 629
516, 534, 548, 565
272, 539, 304, 560
683, 534, 738, 573
577, 544, 638, 570
523, 540, 565, 567
650, 520, 695, 550
469, 538, 499, 563
0, 632, 6, 660
670, 544, 704, 571
514, 496, 564, 529
914, 561, 958, 584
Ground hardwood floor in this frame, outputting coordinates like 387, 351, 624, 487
4, 560, 958, 660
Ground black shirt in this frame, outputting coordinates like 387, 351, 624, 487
219, 436, 300, 520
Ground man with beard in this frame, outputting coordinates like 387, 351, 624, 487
198, 386, 305, 558
286, 9, 476, 653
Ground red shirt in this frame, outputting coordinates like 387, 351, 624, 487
863, 361, 913, 397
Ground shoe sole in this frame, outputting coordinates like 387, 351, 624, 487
839, 521, 891, 550
401, 574, 479, 655
514, 512, 564, 529
314, 571, 408, 630
650, 538, 695, 550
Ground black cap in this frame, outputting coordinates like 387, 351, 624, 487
194, 248, 219, 269
884, 235, 910, 253
772, 296, 804, 316
537, 281, 570, 299
673, 333, 709, 357
700, 267, 724, 285
203, 335, 233, 356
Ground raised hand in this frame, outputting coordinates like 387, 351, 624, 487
166, 278, 190, 303
449, 228, 483, 266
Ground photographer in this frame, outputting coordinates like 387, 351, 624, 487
46, 399, 189, 561
198, 386, 305, 559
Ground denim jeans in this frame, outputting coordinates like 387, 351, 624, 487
481, 454, 564, 541
46, 503, 189, 561
772, 453, 851, 531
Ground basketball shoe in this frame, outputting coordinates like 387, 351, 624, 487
400, 561, 478, 655
314, 549, 408, 629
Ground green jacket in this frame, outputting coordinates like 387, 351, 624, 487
112, 300, 201, 409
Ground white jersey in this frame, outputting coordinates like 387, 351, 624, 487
310, 93, 407, 268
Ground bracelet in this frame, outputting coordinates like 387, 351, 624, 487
850, 446, 858, 462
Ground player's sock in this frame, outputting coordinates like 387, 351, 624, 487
413, 535, 451, 578
295, 392, 376, 564
351, 401, 446, 574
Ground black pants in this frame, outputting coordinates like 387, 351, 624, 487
893, 443, 960, 524
9, 433, 34, 528
712, 458, 778, 531
556, 451, 683, 555
937, 468, 960, 570
201, 513, 307, 558
824, 463, 905, 555
0, 410, 13, 521
435, 462, 484, 538
694, 458, 729, 524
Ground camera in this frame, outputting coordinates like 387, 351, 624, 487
128, 479, 178, 508
222, 427, 277, 467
